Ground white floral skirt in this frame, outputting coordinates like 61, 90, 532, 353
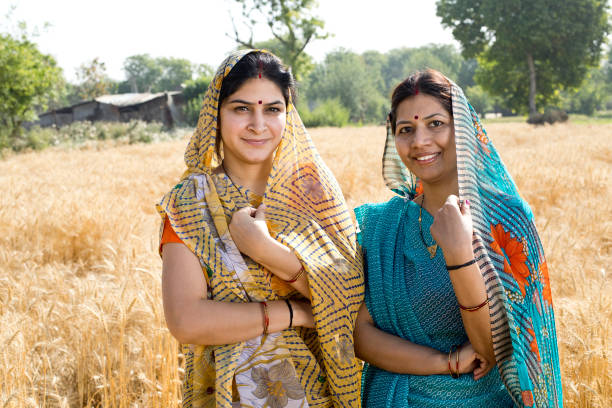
234, 333, 309, 408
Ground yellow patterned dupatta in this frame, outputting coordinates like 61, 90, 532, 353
157, 50, 364, 408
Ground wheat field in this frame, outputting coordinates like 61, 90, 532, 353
0, 122, 610, 407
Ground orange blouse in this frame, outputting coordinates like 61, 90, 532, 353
160, 216, 183, 248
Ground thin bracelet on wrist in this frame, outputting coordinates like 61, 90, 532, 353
448, 345, 459, 379
285, 265, 305, 283
459, 298, 489, 312
446, 258, 476, 271
284, 299, 293, 328
455, 347, 460, 377
261, 301, 269, 336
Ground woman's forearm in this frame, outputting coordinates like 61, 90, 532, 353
251, 238, 310, 299
162, 243, 308, 345
168, 299, 294, 345
446, 260, 495, 367
354, 306, 447, 375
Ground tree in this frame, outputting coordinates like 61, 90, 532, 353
182, 75, 212, 126
0, 32, 62, 144
437, 0, 610, 116
605, 45, 612, 85
306, 49, 387, 123
156, 57, 193, 92
229, 0, 328, 80
382, 45, 466, 95
76, 57, 111, 100
123, 55, 196, 93
562, 65, 608, 115
123, 54, 162, 93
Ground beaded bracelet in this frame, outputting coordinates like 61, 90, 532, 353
261, 301, 269, 335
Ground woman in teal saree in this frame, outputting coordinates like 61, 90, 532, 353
353, 70, 563, 407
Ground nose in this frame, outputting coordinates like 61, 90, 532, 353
248, 110, 266, 134
411, 125, 430, 147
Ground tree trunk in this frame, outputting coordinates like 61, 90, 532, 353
527, 53, 537, 116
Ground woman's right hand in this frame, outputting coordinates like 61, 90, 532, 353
290, 299, 315, 329
455, 341, 491, 380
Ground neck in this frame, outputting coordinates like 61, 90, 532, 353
420, 178, 459, 213
221, 155, 272, 196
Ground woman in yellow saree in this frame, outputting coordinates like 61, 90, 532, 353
157, 50, 363, 408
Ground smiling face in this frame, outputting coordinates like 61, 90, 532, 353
394, 93, 457, 188
218, 77, 287, 167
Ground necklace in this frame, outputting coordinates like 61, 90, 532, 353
418, 194, 438, 259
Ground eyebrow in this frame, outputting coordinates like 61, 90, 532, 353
396, 113, 447, 126
227, 99, 284, 106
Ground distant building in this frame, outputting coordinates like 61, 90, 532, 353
38, 92, 185, 128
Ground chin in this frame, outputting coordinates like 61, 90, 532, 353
239, 152, 276, 165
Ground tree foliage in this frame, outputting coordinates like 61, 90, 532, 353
156, 57, 194, 92
229, 0, 327, 80
123, 54, 162, 93
123, 55, 195, 93
301, 45, 495, 125
437, 0, 611, 116
0, 32, 62, 144
76, 57, 111, 100
563, 64, 610, 115
305, 49, 387, 124
181, 75, 212, 126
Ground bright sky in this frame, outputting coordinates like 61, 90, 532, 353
4, 0, 458, 82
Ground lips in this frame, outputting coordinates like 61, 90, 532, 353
242, 138, 269, 146
413, 152, 440, 164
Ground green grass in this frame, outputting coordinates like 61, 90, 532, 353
482, 111, 612, 125
568, 111, 612, 124
482, 115, 527, 125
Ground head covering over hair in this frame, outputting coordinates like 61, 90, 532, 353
157, 49, 364, 407
381, 79, 563, 407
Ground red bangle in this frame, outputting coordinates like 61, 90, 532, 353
459, 298, 489, 312
285, 265, 305, 283
455, 347, 460, 376
261, 301, 269, 335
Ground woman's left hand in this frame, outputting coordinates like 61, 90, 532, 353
229, 204, 273, 260
430, 195, 474, 265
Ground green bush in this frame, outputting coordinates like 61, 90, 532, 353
181, 76, 211, 126
183, 98, 204, 127
298, 98, 350, 127
3, 120, 182, 154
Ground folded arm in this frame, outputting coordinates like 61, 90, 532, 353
161, 242, 313, 345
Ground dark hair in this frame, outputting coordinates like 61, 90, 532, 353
216, 51, 296, 155
219, 51, 296, 109
389, 69, 452, 134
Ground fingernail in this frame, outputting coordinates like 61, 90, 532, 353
465, 199, 470, 206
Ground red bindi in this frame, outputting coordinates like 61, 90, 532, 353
414, 115, 419, 119
258, 100, 262, 104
